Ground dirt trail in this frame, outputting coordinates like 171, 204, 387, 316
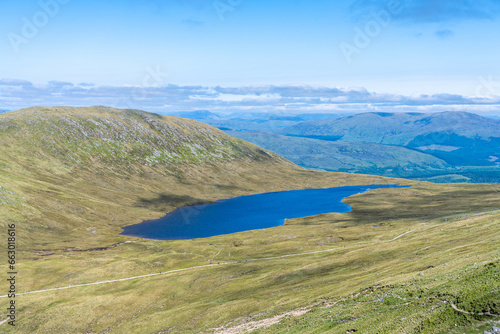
213, 308, 310, 334
451, 302, 499, 317
0, 210, 495, 300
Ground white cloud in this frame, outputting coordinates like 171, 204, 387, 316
0, 79, 499, 116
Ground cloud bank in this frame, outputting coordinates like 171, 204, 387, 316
1, 79, 499, 116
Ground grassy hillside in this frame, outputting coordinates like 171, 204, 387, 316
7, 182, 500, 334
0, 107, 499, 333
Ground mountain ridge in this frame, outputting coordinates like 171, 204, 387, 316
227, 130, 450, 173
282, 111, 500, 145
1, 106, 288, 169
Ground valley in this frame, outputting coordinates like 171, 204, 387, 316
0, 107, 498, 333
173, 111, 500, 183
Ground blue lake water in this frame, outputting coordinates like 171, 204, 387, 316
121, 184, 407, 240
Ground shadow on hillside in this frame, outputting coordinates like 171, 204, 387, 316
345, 187, 500, 223
290, 186, 500, 227
135, 194, 210, 212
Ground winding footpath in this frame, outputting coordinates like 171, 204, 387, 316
451, 302, 500, 317
0, 210, 496, 299
0, 223, 443, 299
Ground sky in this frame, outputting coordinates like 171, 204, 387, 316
1, 0, 500, 115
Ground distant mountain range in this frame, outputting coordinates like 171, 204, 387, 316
168, 110, 351, 122
167, 110, 221, 120
187, 111, 500, 183
227, 130, 449, 173
282, 112, 499, 145
281, 112, 500, 168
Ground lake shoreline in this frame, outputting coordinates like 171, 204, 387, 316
121, 184, 410, 241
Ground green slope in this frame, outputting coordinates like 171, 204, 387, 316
1, 106, 284, 169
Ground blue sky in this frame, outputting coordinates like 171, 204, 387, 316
1, 0, 500, 114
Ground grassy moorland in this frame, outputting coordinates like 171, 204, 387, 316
0, 107, 499, 333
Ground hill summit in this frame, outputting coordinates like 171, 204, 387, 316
1, 106, 285, 170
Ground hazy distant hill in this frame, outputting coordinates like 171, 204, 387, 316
282, 112, 500, 145
203, 111, 500, 182
154, 110, 500, 182
281, 111, 500, 169
223, 112, 349, 123
165, 110, 349, 133
166, 110, 221, 120
227, 131, 449, 176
